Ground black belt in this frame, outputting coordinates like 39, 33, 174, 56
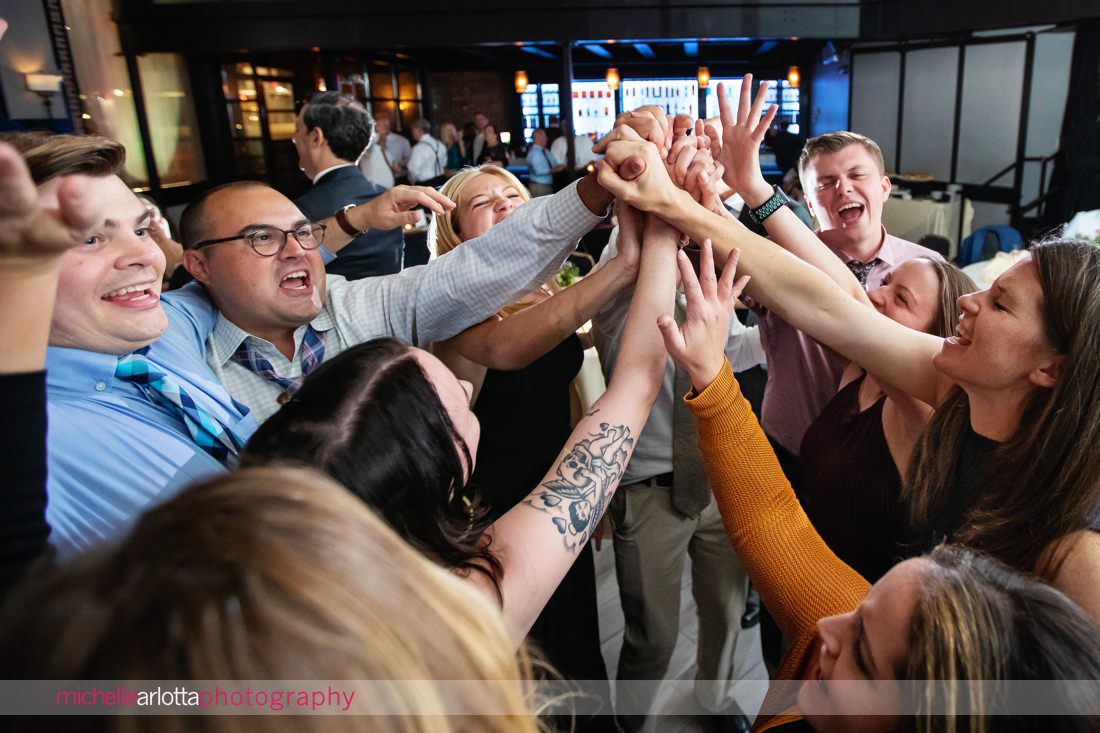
638, 471, 674, 487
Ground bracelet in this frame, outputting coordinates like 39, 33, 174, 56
335, 204, 366, 237
748, 185, 793, 224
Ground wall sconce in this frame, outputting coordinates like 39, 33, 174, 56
697, 66, 711, 90
605, 67, 620, 91
787, 65, 801, 88
514, 70, 529, 94
25, 73, 63, 118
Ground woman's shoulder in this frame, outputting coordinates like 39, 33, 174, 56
1040, 530, 1100, 623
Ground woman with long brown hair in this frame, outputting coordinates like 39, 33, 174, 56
715, 79, 980, 581
242, 200, 682, 643
660, 239, 1100, 733
595, 87, 1100, 621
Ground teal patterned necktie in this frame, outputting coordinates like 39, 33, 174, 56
116, 348, 245, 464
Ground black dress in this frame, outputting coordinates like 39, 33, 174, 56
478, 144, 509, 167
469, 334, 614, 729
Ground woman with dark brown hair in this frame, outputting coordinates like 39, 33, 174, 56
242, 202, 682, 641
596, 91, 1100, 622
657, 240, 1100, 733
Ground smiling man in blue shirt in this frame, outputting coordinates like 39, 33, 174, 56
11, 133, 444, 559
10, 133, 256, 560
10, 131, 622, 561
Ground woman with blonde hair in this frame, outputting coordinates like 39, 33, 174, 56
439, 121, 464, 174
428, 163, 636, 707
0, 466, 540, 731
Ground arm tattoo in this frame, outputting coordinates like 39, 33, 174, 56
524, 422, 633, 552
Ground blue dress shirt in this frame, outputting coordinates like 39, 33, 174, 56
45, 284, 257, 561
526, 144, 557, 185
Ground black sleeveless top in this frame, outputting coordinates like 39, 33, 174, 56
799, 374, 912, 583
925, 424, 999, 548
468, 334, 584, 519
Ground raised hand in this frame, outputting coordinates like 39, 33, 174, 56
595, 125, 676, 213
677, 123, 730, 214
658, 240, 750, 392
0, 142, 96, 270
594, 105, 672, 155
707, 75, 777, 208
349, 184, 456, 231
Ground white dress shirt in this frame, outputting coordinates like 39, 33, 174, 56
592, 229, 766, 484
407, 133, 448, 184
552, 134, 598, 170
359, 144, 394, 189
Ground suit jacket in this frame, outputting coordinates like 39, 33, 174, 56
295, 165, 405, 280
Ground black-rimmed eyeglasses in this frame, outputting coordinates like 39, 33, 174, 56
191, 224, 327, 257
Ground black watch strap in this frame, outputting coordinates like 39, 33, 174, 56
748, 185, 793, 224
336, 204, 366, 237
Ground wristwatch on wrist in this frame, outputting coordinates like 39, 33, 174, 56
335, 204, 367, 237
748, 185, 793, 224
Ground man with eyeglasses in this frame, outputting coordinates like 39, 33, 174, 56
1, 131, 451, 561
179, 169, 619, 423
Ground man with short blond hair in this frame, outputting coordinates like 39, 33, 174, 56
731, 122, 940, 472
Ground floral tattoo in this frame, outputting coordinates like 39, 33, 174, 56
524, 422, 633, 551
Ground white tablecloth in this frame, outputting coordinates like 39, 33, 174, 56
882, 196, 974, 258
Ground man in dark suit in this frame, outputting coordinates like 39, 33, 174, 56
293, 91, 406, 280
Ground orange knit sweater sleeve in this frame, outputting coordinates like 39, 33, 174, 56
687, 359, 871, 643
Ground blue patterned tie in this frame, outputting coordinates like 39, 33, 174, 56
230, 325, 328, 405
116, 348, 246, 463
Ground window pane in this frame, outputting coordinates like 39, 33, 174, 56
227, 101, 263, 138
267, 111, 297, 141
396, 66, 420, 99
61, 0, 148, 188
369, 66, 394, 99
398, 100, 420, 131
137, 53, 207, 187
224, 75, 257, 102
261, 80, 295, 112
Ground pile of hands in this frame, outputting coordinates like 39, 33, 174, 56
592, 74, 780, 219
597, 75, 779, 394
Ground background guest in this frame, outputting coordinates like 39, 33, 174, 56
478, 124, 509, 167
439, 121, 465, 174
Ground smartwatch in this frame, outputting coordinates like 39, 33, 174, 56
336, 204, 367, 237
748, 185, 793, 225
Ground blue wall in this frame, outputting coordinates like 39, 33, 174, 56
810, 50, 850, 136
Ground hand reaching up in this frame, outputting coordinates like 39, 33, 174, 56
658, 240, 750, 392
0, 142, 97, 271
595, 106, 672, 155
596, 125, 676, 213
668, 120, 728, 214
706, 75, 777, 208
350, 184, 456, 231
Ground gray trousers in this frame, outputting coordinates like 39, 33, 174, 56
609, 481, 755, 730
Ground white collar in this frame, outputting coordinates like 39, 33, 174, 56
312, 163, 355, 184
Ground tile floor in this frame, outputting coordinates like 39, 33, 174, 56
592, 540, 769, 733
